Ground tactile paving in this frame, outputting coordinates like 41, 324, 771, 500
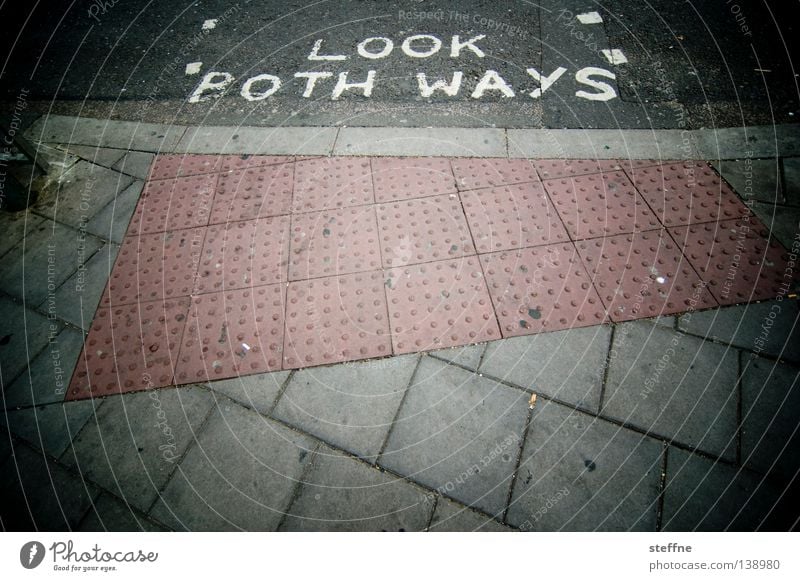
577, 230, 717, 322
292, 157, 374, 212
371, 157, 457, 203
377, 194, 475, 268
194, 216, 290, 294
283, 270, 391, 368
533, 159, 625, 180
543, 171, 661, 240
67, 298, 190, 400
148, 154, 222, 180
219, 154, 293, 173
101, 228, 205, 307
631, 162, 750, 226
461, 182, 569, 253
210, 163, 294, 224
175, 285, 285, 383
385, 257, 499, 354
128, 173, 217, 235
289, 206, 381, 281
451, 158, 539, 190
481, 243, 607, 337
670, 218, 798, 305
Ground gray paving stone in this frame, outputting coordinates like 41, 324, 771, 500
741, 356, 800, 482
0, 219, 103, 305
3, 327, 84, 409
280, 447, 432, 531
335, 127, 506, 157
176, 126, 337, 155
34, 161, 134, 227
506, 399, 663, 531
273, 355, 417, 460
603, 323, 739, 460
0, 210, 43, 259
0, 443, 100, 530
750, 201, 800, 250
380, 356, 529, 516
0, 295, 61, 386
61, 145, 127, 169
428, 496, 514, 531
26, 115, 186, 151
712, 159, 782, 204
678, 300, 800, 363
206, 371, 290, 415
149, 401, 314, 531
113, 151, 155, 180
1, 399, 98, 458
61, 386, 215, 512
429, 343, 486, 371
697, 124, 800, 160
79, 493, 168, 531
662, 448, 796, 531
85, 180, 143, 243
481, 326, 611, 411
783, 157, 800, 206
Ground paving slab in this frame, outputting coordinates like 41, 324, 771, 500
79, 492, 168, 531
112, 151, 155, 180
26, 115, 186, 151
696, 125, 800, 160
506, 399, 663, 531
273, 355, 418, 460
372, 157, 457, 203
176, 126, 338, 155
380, 357, 529, 516
128, 173, 217, 235
0, 210, 43, 259
603, 322, 739, 460
61, 145, 127, 169
429, 343, 486, 371
711, 158, 783, 204
428, 496, 514, 532
211, 163, 294, 224
783, 157, 800, 206
292, 157, 374, 212
205, 370, 291, 415
335, 127, 506, 157
451, 158, 539, 190
148, 400, 314, 531
0, 295, 61, 387
750, 201, 800, 251
280, 447, 432, 531
0, 399, 99, 458
533, 159, 630, 180
85, 180, 144, 244
148, 154, 224, 180
61, 386, 215, 512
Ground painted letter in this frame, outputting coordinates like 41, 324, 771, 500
307, 38, 346, 61
401, 34, 442, 58
575, 66, 617, 101
417, 72, 463, 97
294, 72, 333, 97
357, 37, 394, 59
332, 70, 377, 99
450, 34, 486, 58
188, 72, 234, 103
526, 67, 567, 98
471, 70, 515, 98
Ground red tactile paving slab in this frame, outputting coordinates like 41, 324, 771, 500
292, 157, 374, 212
385, 257, 500, 354
67, 298, 190, 400
543, 171, 661, 240
283, 271, 391, 368
461, 182, 569, 253
289, 206, 381, 281
219, 154, 293, 173
450, 158, 539, 190
377, 194, 475, 268
670, 218, 798, 306
577, 230, 717, 322
101, 228, 205, 307
631, 161, 750, 227
481, 243, 607, 337
175, 285, 285, 383
371, 157, 457, 203
210, 163, 294, 224
128, 174, 216, 235
194, 216, 290, 294
533, 159, 626, 180
148, 154, 222, 180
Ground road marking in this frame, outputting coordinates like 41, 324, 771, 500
576, 11, 603, 24
202, 19, 218, 30
601, 49, 628, 65
417, 72, 463, 97
332, 71, 376, 99
185, 62, 203, 75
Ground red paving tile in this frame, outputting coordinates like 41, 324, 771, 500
283, 271, 391, 368
292, 157, 374, 212
211, 163, 294, 224
533, 159, 625, 180
372, 157, 457, 203
481, 243, 607, 337
289, 206, 381, 281
451, 158, 539, 190
67, 298, 190, 400
175, 285, 286, 384
219, 154, 293, 172
148, 154, 222, 180
377, 194, 475, 267
544, 171, 661, 240
128, 174, 216, 235
385, 257, 500, 354
461, 182, 569, 253
577, 230, 717, 322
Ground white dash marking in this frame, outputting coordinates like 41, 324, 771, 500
577, 11, 603, 24
602, 49, 628, 65
202, 19, 218, 31
184, 62, 203, 75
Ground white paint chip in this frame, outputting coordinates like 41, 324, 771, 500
184, 62, 203, 75
577, 11, 603, 24
602, 49, 628, 65
202, 19, 218, 30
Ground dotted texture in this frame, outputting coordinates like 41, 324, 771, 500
451, 158, 539, 190
211, 164, 294, 224
533, 159, 625, 180
128, 174, 216, 235
372, 157, 457, 203
149, 154, 222, 180
292, 157, 374, 212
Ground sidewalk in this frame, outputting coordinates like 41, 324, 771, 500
1, 117, 798, 531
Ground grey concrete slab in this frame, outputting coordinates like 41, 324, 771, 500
280, 447, 432, 531
750, 201, 800, 250
79, 493, 168, 531
335, 128, 506, 157
741, 356, 800, 482
0, 219, 103, 305
149, 400, 314, 531
481, 327, 611, 412
33, 161, 134, 227
783, 157, 800, 206
85, 180, 143, 244
380, 356, 529, 516
696, 125, 800, 160
112, 151, 155, 180
175, 126, 338, 155
273, 355, 418, 461
677, 300, 800, 364
429, 344, 486, 371
1, 399, 98, 458
206, 371, 291, 415
61, 386, 215, 512
0, 443, 100, 531
711, 159, 782, 204
652, 316, 676, 329
3, 326, 84, 409
603, 323, 739, 460
662, 448, 796, 531
61, 145, 127, 169
0, 295, 61, 386
506, 399, 663, 531
428, 496, 514, 532
0, 210, 43, 259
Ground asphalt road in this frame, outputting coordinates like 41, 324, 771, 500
1, 0, 798, 128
